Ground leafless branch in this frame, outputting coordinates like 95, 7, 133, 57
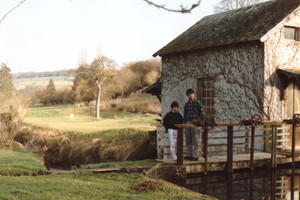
143, 0, 201, 13
0, 0, 26, 24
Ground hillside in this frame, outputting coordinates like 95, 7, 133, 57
14, 76, 74, 90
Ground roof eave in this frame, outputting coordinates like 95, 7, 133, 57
260, 6, 300, 42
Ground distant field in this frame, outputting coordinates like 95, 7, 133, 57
23, 105, 160, 142
14, 76, 74, 89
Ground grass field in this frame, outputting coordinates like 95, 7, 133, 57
0, 150, 211, 200
23, 105, 159, 142
0, 173, 210, 200
0, 149, 48, 176
14, 76, 74, 89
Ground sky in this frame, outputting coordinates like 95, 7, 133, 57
0, 0, 217, 73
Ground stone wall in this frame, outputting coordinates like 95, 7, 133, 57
161, 41, 264, 122
264, 7, 300, 120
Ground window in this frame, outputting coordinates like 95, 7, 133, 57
284, 26, 300, 41
197, 78, 215, 116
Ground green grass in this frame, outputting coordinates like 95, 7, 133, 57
0, 149, 48, 176
81, 159, 157, 169
14, 76, 74, 89
23, 105, 159, 142
0, 173, 210, 200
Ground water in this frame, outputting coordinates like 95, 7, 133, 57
164, 168, 300, 200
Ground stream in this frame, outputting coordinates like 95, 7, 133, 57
164, 167, 300, 200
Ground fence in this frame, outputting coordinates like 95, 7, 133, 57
155, 114, 300, 173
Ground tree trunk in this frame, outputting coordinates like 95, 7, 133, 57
95, 85, 101, 118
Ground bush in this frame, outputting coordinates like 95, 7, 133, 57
0, 94, 27, 149
116, 101, 161, 114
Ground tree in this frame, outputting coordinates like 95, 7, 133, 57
71, 69, 96, 103
0, 63, 14, 95
0, 0, 26, 24
45, 79, 56, 105
75, 55, 116, 118
214, 0, 263, 13
1, 0, 201, 24
143, 0, 201, 13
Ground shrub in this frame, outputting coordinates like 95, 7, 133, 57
115, 100, 161, 114
0, 94, 26, 149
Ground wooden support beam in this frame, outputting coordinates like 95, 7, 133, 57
250, 126, 255, 170
292, 122, 296, 167
174, 121, 289, 129
270, 170, 276, 200
291, 164, 295, 200
250, 171, 254, 200
203, 128, 208, 175
226, 173, 233, 200
271, 125, 277, 169
177, 128, 184, 165
226, 126, 233, 173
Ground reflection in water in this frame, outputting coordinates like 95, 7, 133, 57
166, 168, 300, 200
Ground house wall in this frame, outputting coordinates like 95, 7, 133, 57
161, 41, 264, 122
264, 8, 300, 120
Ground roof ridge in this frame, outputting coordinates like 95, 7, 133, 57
153, 0, 300, 56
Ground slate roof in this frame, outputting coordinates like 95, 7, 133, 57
153, 0, 300, 56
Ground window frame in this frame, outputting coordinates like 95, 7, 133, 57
284, 26, 300, 41
197, 77, 215, 117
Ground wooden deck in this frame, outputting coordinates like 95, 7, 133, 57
154, 115, 300, 175
157, 152, 300, 174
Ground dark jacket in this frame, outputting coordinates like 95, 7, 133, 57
163, 111, 184, 131
184, 99, 204, 122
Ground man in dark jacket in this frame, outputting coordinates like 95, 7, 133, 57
184, 88, 204, 161
163, 101, 183, 160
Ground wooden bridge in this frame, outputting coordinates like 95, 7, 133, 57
154, 114, 300, 174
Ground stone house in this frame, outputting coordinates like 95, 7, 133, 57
153, 0, 300, 123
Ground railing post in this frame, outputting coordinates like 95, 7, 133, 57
245, 125, 250, 154
270, 170, 276, 200
226, 173, 233, 200
203, 128, 208, 174
291, 164, 295, 200
227, 126, 233, 173
177, 128, 184, 165
250, 125, 255, 170
250, 171, 254, 200
292, 121, 296, 168
271, 125, 277, 169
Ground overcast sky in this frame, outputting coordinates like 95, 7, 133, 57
0, 0, 216, 73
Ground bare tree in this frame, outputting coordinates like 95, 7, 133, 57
1, 0, 201, 24
75, 55, 116, 118
214, 0, 263, 13
143, 0, 201, 13
0, 0, 26, 24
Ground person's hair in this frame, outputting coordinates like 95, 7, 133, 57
186, 88, 195, 96
171, 101, 179, 109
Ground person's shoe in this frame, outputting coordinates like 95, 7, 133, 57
172, 155, 177, 160
191, 157, 199, 161
184, 156, 193, 160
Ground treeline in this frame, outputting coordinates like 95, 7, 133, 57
22, 59, 161, 106
14, 69, 72, 79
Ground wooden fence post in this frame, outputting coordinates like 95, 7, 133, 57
227, 126, 233, 173
245, 125, 250, 154
177, 128, 184, 165
250, 125, 255, 170
271, 125, 277, 169
250, 170, 254, 200
203, 128, 208, 174
292, 121, 296, 168
226, 173, 233, 200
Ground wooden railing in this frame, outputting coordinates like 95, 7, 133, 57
155, 114, 300, 173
